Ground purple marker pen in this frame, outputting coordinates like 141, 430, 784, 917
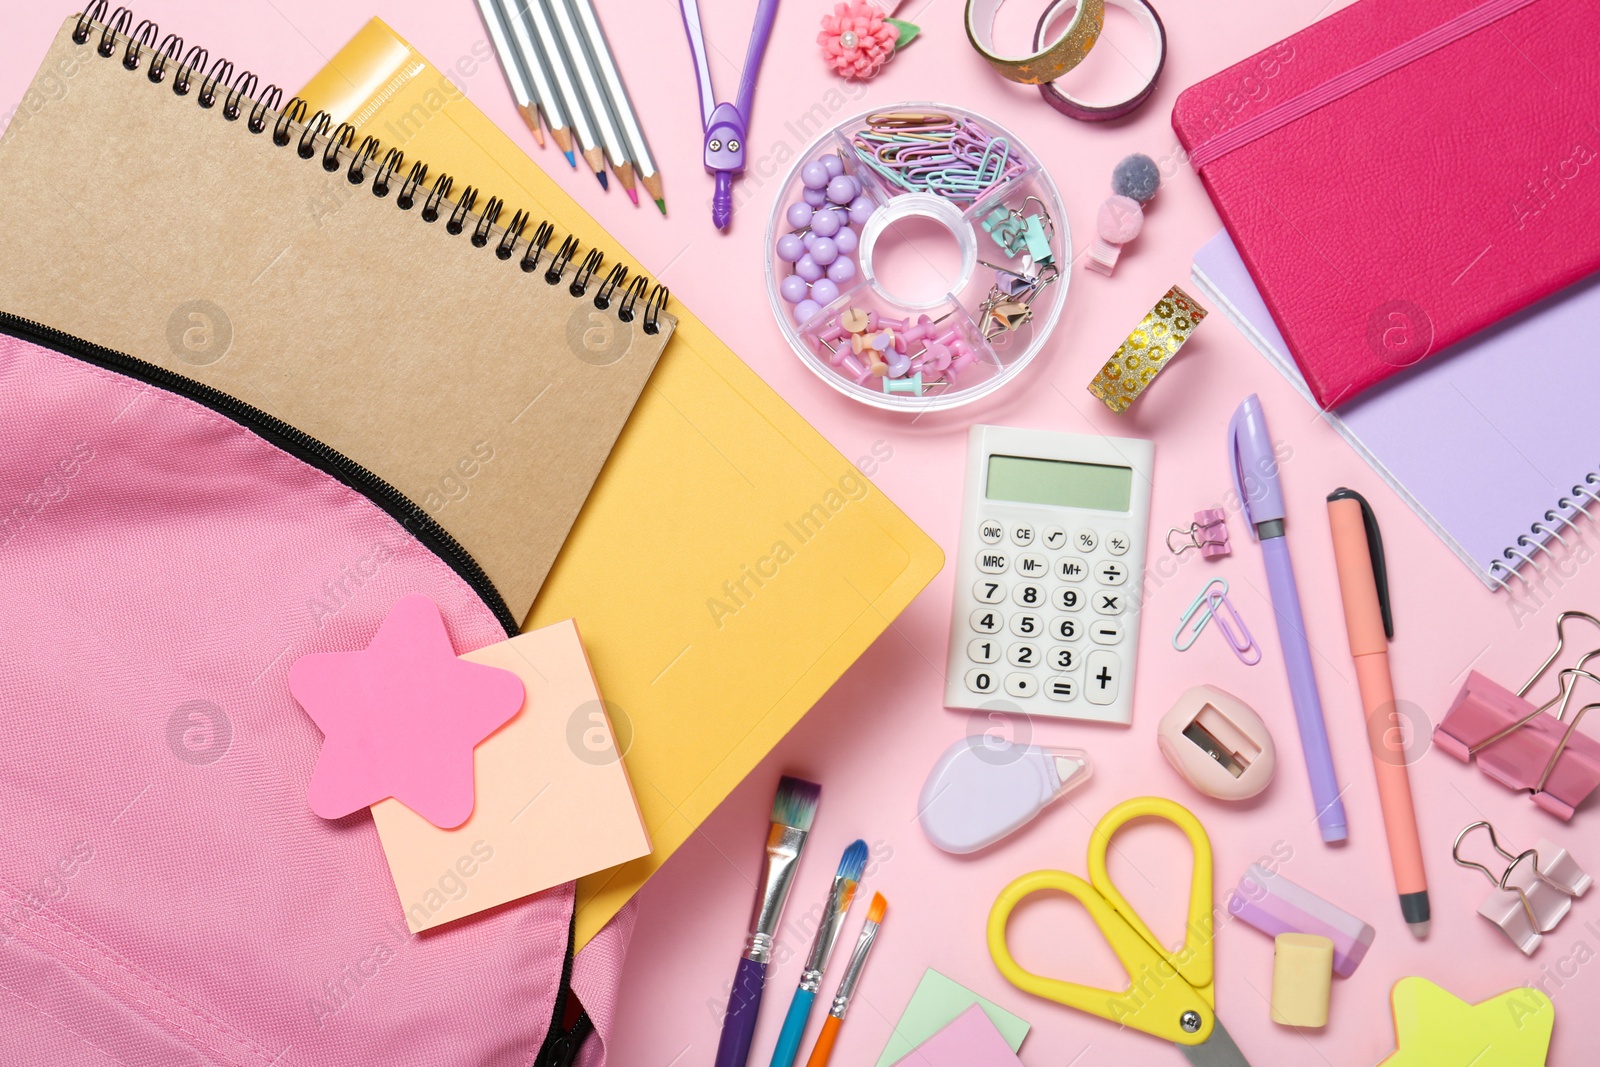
679, 0, 782, 230
1228, 394, 1348, 843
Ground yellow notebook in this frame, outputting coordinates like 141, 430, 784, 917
300, 20, 942, 949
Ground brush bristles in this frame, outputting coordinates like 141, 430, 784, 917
837, 839, 868, 884
772, 776, 821, 831
865, 892, 887, 924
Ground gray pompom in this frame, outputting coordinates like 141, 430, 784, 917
1111, 153, 1160, 203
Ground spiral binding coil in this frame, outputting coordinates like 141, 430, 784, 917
1488, 471, 1600, 592
71, 2, 668, 335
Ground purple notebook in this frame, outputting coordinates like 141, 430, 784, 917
1193, 231, 1600, 590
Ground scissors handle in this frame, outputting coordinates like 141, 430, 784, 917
986, 797, 1220, 1047
1088, 797, 1216, 993
987, 869, 1216, 1045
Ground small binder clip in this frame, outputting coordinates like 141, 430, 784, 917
1167, 508, 1230, 558
1173, 578, 1261, 665
1453, 821, 1591, 955
1434, 611, 1600, 820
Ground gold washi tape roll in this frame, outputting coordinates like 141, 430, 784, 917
965, 0, 1105, 85
1088, 285, 1208, 413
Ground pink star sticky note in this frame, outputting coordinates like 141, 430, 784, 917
289, 594, 525, 829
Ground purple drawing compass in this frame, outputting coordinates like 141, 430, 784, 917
679, 0, 782, 230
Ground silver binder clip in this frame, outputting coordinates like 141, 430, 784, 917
1453, 820, 1591, 955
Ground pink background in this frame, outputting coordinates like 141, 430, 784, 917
5, 1, 1598, 1065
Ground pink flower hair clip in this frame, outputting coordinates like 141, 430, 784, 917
818, 0, 920, 81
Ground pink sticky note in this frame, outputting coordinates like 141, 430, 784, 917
289, 594, 525, 829
897, 1005, 1024, 1067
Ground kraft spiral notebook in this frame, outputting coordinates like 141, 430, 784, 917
296, 20, 944, 947
0, 11, 677, 631
1172, 0, 1600, 409
1193, 230, 1600, 590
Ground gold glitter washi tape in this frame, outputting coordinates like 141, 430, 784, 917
965, 0, 1105, 85
1088, 285, 1208, 413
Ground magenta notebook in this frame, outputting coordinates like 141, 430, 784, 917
1173, 0, 1600, 409
1192, 230, 1600, 590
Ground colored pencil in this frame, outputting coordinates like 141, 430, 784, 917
548, 0, 638, 202
473, 0, 545, 146
519, 0, 608, 187
503, 0, 575, 164
565, 0, 666, 213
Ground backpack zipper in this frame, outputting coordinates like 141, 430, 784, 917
0, 311, 520, 638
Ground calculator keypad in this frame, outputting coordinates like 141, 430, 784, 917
962, 518, 1133, 710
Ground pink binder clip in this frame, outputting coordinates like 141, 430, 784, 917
1166, 508, 1230, 559
1434, 611, 1600, 820
1453, 820, 1591, 955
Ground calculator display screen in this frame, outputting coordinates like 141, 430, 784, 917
986, 455, 1132, 512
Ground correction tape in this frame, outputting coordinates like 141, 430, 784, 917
917, 736, 1091, 854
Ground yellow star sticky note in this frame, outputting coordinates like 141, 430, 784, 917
1378, 977, 1553, 1066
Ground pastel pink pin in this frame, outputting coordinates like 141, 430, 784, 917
920, 341, 953, 373
288, 594, 525, 829
901, 314, 936, 345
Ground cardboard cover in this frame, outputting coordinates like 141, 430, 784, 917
0, 17, 674, 624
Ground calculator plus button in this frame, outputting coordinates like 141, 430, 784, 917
973, 579, 1005, 604
1009, 612, 1041, 638
1084, 651, 1121, 705
1012, 582, 1045, 609
1003, 673, 1038, 699
1051, 617, 1082, 642
1095, 560, 1128, 586
967, 638, 999, 664
1055, 557, 1088, 583
965, 668, 999, 695
1106, 531, 1131, 556
1074, 529, 1099, 553
1089, 619, 1124, 644
1006, 643, 1039, 668
1045, 676, 1077, 701
1042, 526, 1068, 550
1048, 646, 1077, 671
976, 551, 1008, 574
970, 609, 1002, 634
1093, 591, 1125, 616
979, 520, 1004, 545
1010, 523, 1035, 547
1016, 553, 1048, 579
1052, 587, 1084, 612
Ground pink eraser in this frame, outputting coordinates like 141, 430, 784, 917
1228, 863, 1375, 978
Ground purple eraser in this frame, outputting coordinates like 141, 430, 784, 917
1227, 864, 1375, 978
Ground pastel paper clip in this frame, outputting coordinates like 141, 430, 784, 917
1166, 508, 1230, 558
1434, 610, 1600, 820
1452, 820, 1591, 955
1173, 578, 1261, 665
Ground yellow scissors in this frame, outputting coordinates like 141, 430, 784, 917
987, 796, 1252, 1067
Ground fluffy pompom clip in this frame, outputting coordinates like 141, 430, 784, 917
818, 1, 920, 81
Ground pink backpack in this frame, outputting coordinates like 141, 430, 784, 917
0, 319, 631, 1065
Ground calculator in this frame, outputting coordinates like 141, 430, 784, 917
943, 425, 1154, 724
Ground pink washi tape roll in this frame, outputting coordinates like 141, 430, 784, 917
1228, 863, 1376, 978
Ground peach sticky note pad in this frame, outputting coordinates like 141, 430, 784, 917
372, 620, 650, 932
